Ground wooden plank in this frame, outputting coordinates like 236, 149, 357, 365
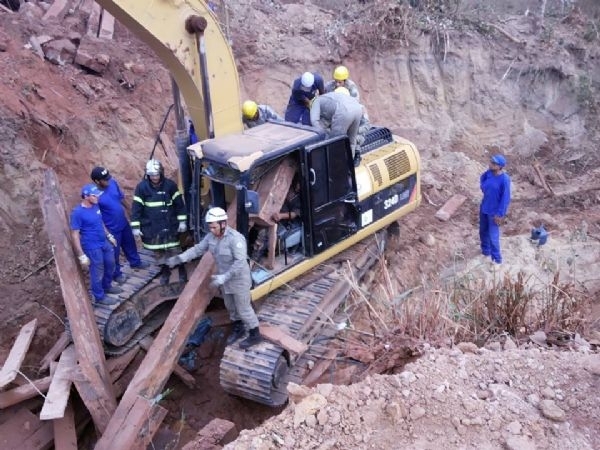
0, 375, 52, 409
53, 401, 77, 450
87, 1, 102, 37
95, 253, 216, 449
98, 9, 115, 40
42, 0, 70, 20
41, 169, 116, 432
106, 396, 167, 450
181, 418, 237, 449
260, 325, 308, 354
434, 194, 467, 222
0, 319, 37, 388
303, 349, 339, 387
0, 407, 53, 450
138, 337, 196, 389
39, 331, 70, 374
40, 346, 77, 420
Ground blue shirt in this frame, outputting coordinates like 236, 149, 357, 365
285, 73, 325, 124
98, 178, 128, 232
480, 170, 511, 217
70, 204, 106, 250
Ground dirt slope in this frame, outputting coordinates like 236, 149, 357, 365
0, 0, 599, 448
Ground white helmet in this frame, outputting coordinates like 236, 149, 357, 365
205, 207, 228, 223
145, 159, 162, 176
300, 72, 314, 88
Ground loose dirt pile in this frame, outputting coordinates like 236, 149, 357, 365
228, 346, 600, 449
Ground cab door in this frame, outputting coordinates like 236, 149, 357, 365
304, 137, 359, 256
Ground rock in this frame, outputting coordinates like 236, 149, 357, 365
293, 393, 327, 428
456, 342, 479, 354
43, 38, 77, 66
419, 233, 436, 246
540, 387, 555, 399
539, 399, 566, 422
74, 36, 110, 74
529, 330, 547, 346
583, 354, 600, 376
409, 405, 426, 420
504, 337, 517, 350
287, 382, 312, 404
506, 420, 522, 434
485, 341, 502, 352
505, 435, 537, 450
398, 371, 417, 384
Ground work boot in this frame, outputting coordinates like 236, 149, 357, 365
239, 327, 262, 349
106, 286, 123, 295
114, 274, 128, 284
178, 264, 188, 283
226, 320, 245, 345
132, 260, 150, 270
159, 265, 171, 286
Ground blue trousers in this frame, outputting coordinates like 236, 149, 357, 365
479, 212, 502, 263
284, 104, 311, 125
111, 224, 143, 279
85, 242, 115, 301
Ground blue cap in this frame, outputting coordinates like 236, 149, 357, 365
491, 154, 506, 167
81, 183, 103, 197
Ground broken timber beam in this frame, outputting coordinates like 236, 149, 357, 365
260, 325, 308, 354
0, 318, 37, 388
138, 337, 196, 389
40, 345, 77, 421
435, 194, 467, 222
95, 253, 216, 450
53, 401, 77, 450
39, 331, 70, 374
41, 169, 116, 432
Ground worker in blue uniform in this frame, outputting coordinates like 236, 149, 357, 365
284, 71, 325, 125
70, 184, 122, 304
479, 154, 511, 266
91, 167, 149, 284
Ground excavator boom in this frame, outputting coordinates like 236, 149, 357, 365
95, 0, 243, 139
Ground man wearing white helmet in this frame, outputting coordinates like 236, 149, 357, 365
324, 65, 360, 101
130, 159, 188, 289
166, 207, 262, 349
284, 71, 325, 125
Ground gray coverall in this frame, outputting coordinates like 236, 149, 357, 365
324, 79, 361, 101
310, 92, 363, 157
243, 105, 283, 128
177, 226, 259, 329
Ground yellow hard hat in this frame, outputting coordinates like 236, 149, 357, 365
333, 65, 349, 81
334, 86, 350, 96
242, 100, 258, 119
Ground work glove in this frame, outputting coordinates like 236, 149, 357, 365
78, 254, 90, 267
178, 222, 187, 233
210, 274, 227, 288
107, 233, 117, 247
132, 228, 142, 238
166, 255, 183, 269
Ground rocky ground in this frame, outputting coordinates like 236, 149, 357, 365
0, 0, 599, 449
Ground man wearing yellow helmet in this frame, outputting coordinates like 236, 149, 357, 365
241, 100, 283, 128
325, 65, 360, 101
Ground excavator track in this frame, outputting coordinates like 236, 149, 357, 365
90, 249, 182, 356
219, 232, 385, 406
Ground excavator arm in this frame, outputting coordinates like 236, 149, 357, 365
95, 0, 243, 139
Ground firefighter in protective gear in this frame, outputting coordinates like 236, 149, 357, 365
310, 91, 363, 158
130, 159, 188, 287
241, 100, 283, 128
166, 207, 262, 349
479, 154, 511, 266
284, 71, 325, 125
324, 65, 360, 101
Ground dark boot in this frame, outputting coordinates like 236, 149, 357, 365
226, 320, 245, 345
159, 265, 171, 286
178, 264, 188, 283
239, 327, 262, 349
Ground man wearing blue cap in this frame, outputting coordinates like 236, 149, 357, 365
70, 183, 122, 304
479, 154, 511, 266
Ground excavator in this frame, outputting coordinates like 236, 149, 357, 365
93, 0, 421, 406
